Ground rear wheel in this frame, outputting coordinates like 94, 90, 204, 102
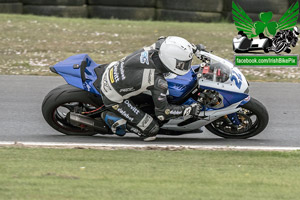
205, 98, 269, 139
42, 84, 104, 136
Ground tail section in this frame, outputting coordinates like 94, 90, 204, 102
50, 54, 101, 95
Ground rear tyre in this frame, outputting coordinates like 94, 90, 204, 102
205, 98, 269, 139
42, 84, 104, 136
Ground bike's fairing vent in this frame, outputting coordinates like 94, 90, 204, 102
166, 68, 197, 102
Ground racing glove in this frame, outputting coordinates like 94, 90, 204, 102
196, 44, 207, 52
193, 44, 207, 60
183, 103, 202, 117
192, 44, 207, 53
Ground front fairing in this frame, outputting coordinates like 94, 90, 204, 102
196, 51, 250, 108
197, 51, 248, 94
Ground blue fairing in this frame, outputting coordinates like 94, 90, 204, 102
52, 54, 101, 95
52, 55, 249, 109
199, 85, 249, 108
52, 54, 199, 100
166, 66, 198, 101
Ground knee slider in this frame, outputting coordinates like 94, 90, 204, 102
147, 122, 159, 137
142, 120, 159, 137
137, 114, 159, 137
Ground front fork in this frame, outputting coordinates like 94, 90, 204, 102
225, 95, 251, 126
226, 113, 241, 125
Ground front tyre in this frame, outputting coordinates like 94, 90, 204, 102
205, 98, 269, 139
42, 84, 104, 136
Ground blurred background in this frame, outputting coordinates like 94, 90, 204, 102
0, 0, 298, 22
0, 0, 299, 81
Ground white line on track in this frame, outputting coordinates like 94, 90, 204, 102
0, 141, 300, 151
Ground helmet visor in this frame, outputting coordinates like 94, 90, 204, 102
175, 59, 192, 72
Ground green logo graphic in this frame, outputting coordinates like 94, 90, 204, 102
234, 55, 298, 66
232, 1, 299, 38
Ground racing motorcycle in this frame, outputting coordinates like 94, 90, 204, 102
42, 51, 269, 139
270, 31, 297, 54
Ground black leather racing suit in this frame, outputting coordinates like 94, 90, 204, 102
99, 38, 190, 137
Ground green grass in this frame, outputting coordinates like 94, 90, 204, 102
1, 14, 300, 81
1, 147, 300, 200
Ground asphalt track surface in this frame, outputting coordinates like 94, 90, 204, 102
0, 75, 300, 148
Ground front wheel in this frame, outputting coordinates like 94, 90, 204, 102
205, 98, 269, 139
274, 41, 287, 54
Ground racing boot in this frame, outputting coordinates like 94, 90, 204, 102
101, 111, 127, 136
142, 122, 159, 142
126, 123, 158, 141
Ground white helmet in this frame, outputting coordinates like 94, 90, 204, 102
293, 26, 299, 37
159, 36, 194, 76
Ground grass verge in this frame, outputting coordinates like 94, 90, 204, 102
0, 14, 300, 82
1, 147, 300, 200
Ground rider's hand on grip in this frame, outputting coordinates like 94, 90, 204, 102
193, 44, 207, 59
183, 103, 202, 117
192, 43, 206, 53
196, 44, 207, 52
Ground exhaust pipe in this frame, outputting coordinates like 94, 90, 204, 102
68, 113, 110, 134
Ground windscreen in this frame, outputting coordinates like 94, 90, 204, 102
198, 58, 231, 83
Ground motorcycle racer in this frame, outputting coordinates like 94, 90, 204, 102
99, 36, 203, 141
271, 26, 299, 53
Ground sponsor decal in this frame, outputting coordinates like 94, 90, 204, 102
140, 50, 149, 65
119, 87, 135, 93
83, 82, 91, 92
165, 109, 170, 115
170, 110, 182, 115
231, 70, 243, 89
117, 108, 134, 122
183, 107, 192, 116
137, 114, 153, 131
113, 63, 120, 83
112, 104, 119, 110
129, 126, 141, 134
120, 62, 126, 80
192, 89, 198, 94
124, 100, 140, 115
109, 68, 114, 83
